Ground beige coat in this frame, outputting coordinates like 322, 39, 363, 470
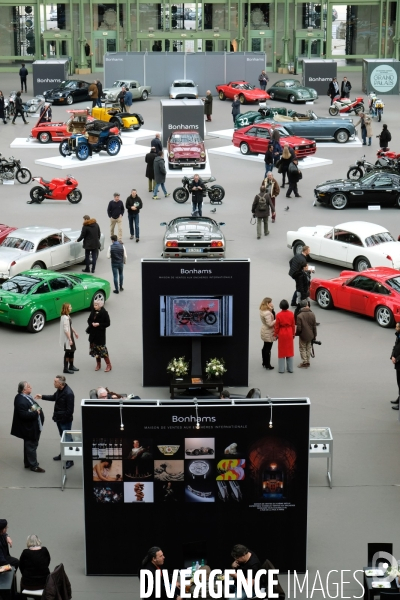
60, 315, 72, 349
355, 115, 373, 137
260, 309, 276, 342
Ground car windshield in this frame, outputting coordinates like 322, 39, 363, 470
271, 126, 290, 136
386, 277, 400, 293
171, 133, 201, 143
235, 83, 254, 90
359, 173, 377, 186
112, 81, 128, 87
1, 237, 34, 251
2, 275, 41, 294
58, 81, 76, 89
173, 82, 195, 87
365, 232, 395, 246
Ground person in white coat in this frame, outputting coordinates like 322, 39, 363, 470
60, 303, 79, 374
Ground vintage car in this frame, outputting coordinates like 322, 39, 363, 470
186, 447, 214, 456
216, 81, 270, 104
167, 131, 206, 169
232, 122, 316, 158
169, 79, 199, 99
314, 171, 400, 210
0, 226, 105, 280
267, 79, 318, 103
90, 104, 144, 130
161, 216, 225, 258
59, 121, 122, 161
102, 80, 151, 102
287, 221, 400, 272
30, 108, 94, 144
0, 270, 110, 333
310, 267, 400, 328
0, 224, 16, 245
43, 80, 91, 105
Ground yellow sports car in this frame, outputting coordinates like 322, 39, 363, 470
90, 104, 144, 130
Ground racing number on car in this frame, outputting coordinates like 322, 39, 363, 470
237, 116, 249, 126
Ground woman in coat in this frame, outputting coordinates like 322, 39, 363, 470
19, 534, 51, 591
279, 144, 293, 188
60, 303, 79, 375
271, 129, 282, 166
260, 297, 276, 370
377, 124, 391, 150
0, 91, 7, 125
87, 299, 111, 372
355, 113, 373, 146
274, 299, 295, 373
204, 90, 213, 122
231, 94, 240, 123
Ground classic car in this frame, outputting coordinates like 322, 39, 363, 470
167, 131, 206, 169
234, 107, 303, 129
0, 224, 16, 244
0, 270, 110, 333
314, 171, 400, 210
0, 226, 105, 280
310, 267, 400, 328
169, 79, 199, 99
43, 80, 91, 105
161, 217, 225, 258
267, 79, 318, 103
102, 80, 151, 102
91, 104, 144, 130
287, 221, 400, 272
216, 81, 270, 104
186, 447, 214, 456
30, 108, 93, 144
59, 121, 121, 161
232, 123, 316, 158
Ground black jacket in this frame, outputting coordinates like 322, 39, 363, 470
96, 81, 103, 98
288, 161, 300, 183
145, 151, 157, 178
231, 99, 241, 117
153, 155, 166, 184
41, 384, 74, 423
264, 149, 274, 165
189, 178, 205, 202
328, 80, 339, 97
151, 137, 163, 153
87, 307, 110, 346
76, 219, 101, 250
126, 195, 143, 214
252, 191, 275, 217
19, 67, 28, 77
11, 394, 45, 440
289, 253, 308, 278
391, 336, 400, 370
379, 128, 391, 147
295, 270, 310, 299
107, 200, 124, 219
341, 80, 351, 95
15, 95, 23, 109
0, 96, 4, 119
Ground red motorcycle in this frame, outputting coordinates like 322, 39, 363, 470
329, 95, 364, 116
377, 149, 400, 161
29, 175, 82, 204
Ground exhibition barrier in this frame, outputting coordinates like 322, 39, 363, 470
301, 59, 337, 96
362, 59, 400, 95
32, 59, 69, 96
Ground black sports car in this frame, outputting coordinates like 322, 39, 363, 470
43, 80, 91, 105
314, 171, 400, 210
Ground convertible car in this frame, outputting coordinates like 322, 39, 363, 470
43, 80, 91, 105
91, 104, 144, 130
0, 226, 105, 280
216, 81, 270, 104
161, 217, 225, 258
102, 80, 151, 102
0, 270, 110, 333
267, 79, 318, 103
310, 267, 400, 328
167, 130, 206, 169
287, 221, 400, 272
232, 123, 316, 158
314, 171, 400, 210
30, 108, 94, 144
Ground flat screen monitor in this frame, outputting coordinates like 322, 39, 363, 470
160, 295, 233, 337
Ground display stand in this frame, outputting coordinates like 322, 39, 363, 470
169, 375, 224, 399
32, 59, 69, 96
301, 59, 337, 95
362, 59, 400, 95
309, 427, 333, 488
60, 430, 82, 491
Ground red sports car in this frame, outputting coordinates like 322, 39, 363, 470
310, 267, 400, 328
232, 123, 316, 158
30, 107, 94, 144
216, 81, 270, 104
0, 224, 16, 244
167, 130, 206, 169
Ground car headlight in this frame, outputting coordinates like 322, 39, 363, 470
295, 146, 299, 150
317, 186, 332, 193
297, 92, 303, 97
169, 152, 174, 157
9, 304, 24, 310
200, 152, 205, 157
312, 91, 318, 96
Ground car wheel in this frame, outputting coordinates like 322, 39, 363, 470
76, 143, 89, 161
193, 449, 200, 456
59, 140, 71, 157
29, 186, 45, 203
346, 167, 363, 181
395, 195, 400, 208
354, 256, 371, 272
173, 187, 189, 203
239, 94, 246, 104
316, 288, 334, 310
218, 91, 225, 101
328, 106, 339, 116
27, 310, 46, 333
293, 240, 305, 255
67, 189, 82, 204
141, 91, 148, 101
334, 129, 349, 143
331, 192, 348, 210
16, 168, 31, 184
269, 91, 275, 99
375, 305, 395, 328
31, 261, 46, 270
66, 95, 73, 105
289, 94, 296, 103
240, 142, 251, 155
106, 137, 121, 156
38, 131, 51, 144
91, 290, 106, 308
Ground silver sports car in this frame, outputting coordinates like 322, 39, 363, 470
0, 226, 105, 280
160, 217, 225, 258
169, 80, 199, 99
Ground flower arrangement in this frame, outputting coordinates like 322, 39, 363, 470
167, 356, 189, 377
385, 564, 400, 579
205, 357, 227, 378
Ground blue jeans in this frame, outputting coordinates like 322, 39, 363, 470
192, 201, 202, 216
128, 212, 139, 238
96, 97, 102, 107
112, 263, 124, 290
154, 182, 167, 196
265, 163, 273, 176
57, 421, 73, 442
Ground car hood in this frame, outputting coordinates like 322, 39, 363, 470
170, 145, 202, 155
284, 135, 315, 145
45, 87, 71, 96
239, 89, 268, 98
103, 87, 122, 94
292, 225, 333, 237
315, 179, 353, 189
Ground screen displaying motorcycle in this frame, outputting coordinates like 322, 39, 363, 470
160, 295, 233, 337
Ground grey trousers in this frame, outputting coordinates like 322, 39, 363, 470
278, 357, 293, 373
24, 437, 40, 468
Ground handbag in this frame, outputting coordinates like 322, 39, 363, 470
298, 171, 303, 180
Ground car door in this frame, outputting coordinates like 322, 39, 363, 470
242, 126, 258, 151
339, 275, 376, 314
130, 82, 139, 100
318, 228, 350, 266
63, 232, 84, 263
274, 81, 285, 100
30, 280, 58, 320
351, 172, 380, 205
49, 276, 83, 314
371, 173, 398, 206
76, 81, 88, 101
45, 233, 69, 269
253, 127, 270, 153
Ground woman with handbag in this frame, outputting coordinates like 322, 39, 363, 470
87, 299, 112, 372
260, 297, 276, 370
279, 144, 294, 188
60, 303, 79, 374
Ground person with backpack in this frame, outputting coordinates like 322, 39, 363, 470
252, 185, 275, 240
377, 124, 391, 151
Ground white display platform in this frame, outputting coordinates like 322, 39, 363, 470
120, 128, 157, 141
35, 144, 148, 170
11, 128, 157, 149
207, 145, 332, 169
207, 128, 362, 148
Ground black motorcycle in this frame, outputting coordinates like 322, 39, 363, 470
177, 307, 217, 325
346, 155, 396, 180
173, 175, 225, 204
0, 154, 31, 184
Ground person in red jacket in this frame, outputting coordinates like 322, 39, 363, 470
274, 299, 295, 373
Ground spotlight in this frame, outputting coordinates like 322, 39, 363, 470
194, 399, 200, 430
266, 396, 273, 429
196, 421, 200, 430
119, 401, 124, 431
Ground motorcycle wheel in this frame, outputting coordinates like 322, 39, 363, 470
16, 168, 32, 184
205, 312, 217, 325
208, 185, 225, 203
354, 104, 364, 114
346, 167, 363, 180
59, 140, 71, 157
67, 189, 82, 204
173, 187, 189, 204
30, 186, 45, 203
329, 107, 339, 116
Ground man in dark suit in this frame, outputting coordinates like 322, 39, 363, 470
11, 381, 45, 473
140, 547, 180, 600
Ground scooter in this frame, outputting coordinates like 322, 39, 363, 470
28, 175, 82, 204
328, 95, 364, 116
369, 93, 384, 122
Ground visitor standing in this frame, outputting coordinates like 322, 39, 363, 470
19, 63, 28, 92
263, 171, 280, 222
145, 147, 157, 192
124, 87, 133, 113
258, 70, 269, 91
189, 174, 205, 216
296, 299, 317, 369
11, 381, 45, 473
96, 80, 103, 107
231, 94, 241, 123
107, 235, 127, 294
252, 185, 275, 239
59, 303, 79, 374
0, 91, 6, 125
107, 193, 124, 241
204, 90, 213, 122
260, 297, 275, 370
153, 151, 170, 199
151, 133, 163, 153
328, 77, 339, 104
286, 159, 301, 198
87, 299, 112, 372
279, 144, 294, 188
88, 81, 98, 108
377, 124, 391, 150
341, 77, 351, 98
274, 300, 295, 374
77, 214, 101, 274
125, 189, 142, 241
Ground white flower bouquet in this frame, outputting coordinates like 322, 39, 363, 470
205, 357, 227, 379
167, 356, 189, 377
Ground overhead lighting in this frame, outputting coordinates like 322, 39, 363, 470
266, 396, 273, 428
194, 399, 200, 429
119, 400, 124, 431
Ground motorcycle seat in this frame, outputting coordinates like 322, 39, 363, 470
41, 178, 52, 184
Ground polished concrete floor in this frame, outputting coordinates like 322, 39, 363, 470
0, 71, 400, 599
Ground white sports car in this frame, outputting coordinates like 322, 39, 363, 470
287, 221, 400, 272
0, 226, 105, 280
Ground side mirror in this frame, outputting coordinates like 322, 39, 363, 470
218, 222, 225, 226
160, 222, 167, 226
341, 282, 347, 287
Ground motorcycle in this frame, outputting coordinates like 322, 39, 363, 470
176, 307, 217, 325
377, 149, 400, 162
328, 95, 364, 116
369, 93, 384, 122
29, 175, 82, 204
0, 153, 31, 184
347, 155, 397, 180
173, 176, 225, 204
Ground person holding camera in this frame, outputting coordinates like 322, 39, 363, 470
189, 174, 205, 216
296, 299, 317, 369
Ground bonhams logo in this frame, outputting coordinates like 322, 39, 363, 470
180, 268, 212, 274
168, 124, 199, 129
37, 78, 61, 83
172, 415, 216, 423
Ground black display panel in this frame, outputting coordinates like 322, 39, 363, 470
160, 295, 233, 337
82, 399, 310, 576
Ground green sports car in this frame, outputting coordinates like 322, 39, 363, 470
267, 79, 318, 103
0, 270, 110, 333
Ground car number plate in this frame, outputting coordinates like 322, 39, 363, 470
186, 248, 202, 252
